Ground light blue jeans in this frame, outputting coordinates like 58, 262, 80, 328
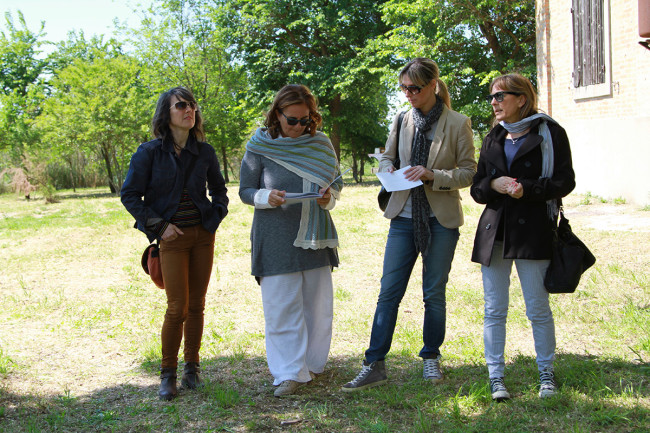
482, 242, 555, 378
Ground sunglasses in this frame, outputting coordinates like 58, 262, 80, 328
171, 101, 197, 110
485, 91, 520, 103
280, 111, 312, 126
399, 84, 422, 95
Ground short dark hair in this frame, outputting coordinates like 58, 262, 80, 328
264, 84, 322, 139
151, 87, 205, 142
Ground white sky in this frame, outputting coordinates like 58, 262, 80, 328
1, 0, 139, 45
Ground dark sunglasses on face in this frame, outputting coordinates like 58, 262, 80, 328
485, 91, 520, 103
280, 111, 312, 126
171, 101, 197, 110
399, 84, 422, 95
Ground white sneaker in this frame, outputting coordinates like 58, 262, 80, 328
274, 380, 302, 397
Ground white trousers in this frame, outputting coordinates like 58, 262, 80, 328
260, 266, 333, 385
482, 242, 556, 378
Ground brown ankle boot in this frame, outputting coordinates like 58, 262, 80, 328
159, 368, 178, 401
181, 362, 203, 389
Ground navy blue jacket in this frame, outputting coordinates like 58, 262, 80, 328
121, 137, 229, 242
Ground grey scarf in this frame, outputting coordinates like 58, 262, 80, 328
410, 98, 444, 256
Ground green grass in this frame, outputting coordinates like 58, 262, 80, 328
0, 185, 648, 432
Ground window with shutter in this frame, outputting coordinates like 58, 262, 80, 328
571, 0, 611, 98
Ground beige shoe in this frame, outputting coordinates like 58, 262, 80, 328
274, 380, 302, 397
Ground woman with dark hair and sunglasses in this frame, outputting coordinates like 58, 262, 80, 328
121, 87, 229, 401
342, 58, 476, 391
471, 73, 575, 401
239, 84, 342, 397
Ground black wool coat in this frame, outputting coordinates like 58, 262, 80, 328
470, 119, 576, 266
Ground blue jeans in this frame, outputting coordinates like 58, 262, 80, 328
364, 216, 460, 363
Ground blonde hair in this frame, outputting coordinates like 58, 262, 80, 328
264, 84, 323, 139
399, 58, 451, 109
490, 73, 538, 125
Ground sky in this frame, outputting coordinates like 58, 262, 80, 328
1, 0, 139, 45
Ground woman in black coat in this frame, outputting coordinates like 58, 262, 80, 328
471, 74, 575, 402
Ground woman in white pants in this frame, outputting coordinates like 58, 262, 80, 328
239, 84, 342, 397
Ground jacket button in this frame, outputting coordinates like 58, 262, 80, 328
486, 224, 491, 230
525, 161, 532, 167
518, 218, 525, 224
490, 168, 496, 175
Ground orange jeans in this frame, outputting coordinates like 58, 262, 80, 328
159, 225, 215, 369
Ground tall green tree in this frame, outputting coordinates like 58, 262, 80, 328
0, 11, 48, 162
214, 0, 394, 168
128, 0, 251, 182
377, 0, 537, 136
38, 52, 150, 193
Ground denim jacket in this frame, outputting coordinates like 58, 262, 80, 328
121, 137, 229, 242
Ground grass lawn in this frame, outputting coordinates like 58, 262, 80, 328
0, 183, 648, 432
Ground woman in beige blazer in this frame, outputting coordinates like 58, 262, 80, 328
342, 58, 476, 392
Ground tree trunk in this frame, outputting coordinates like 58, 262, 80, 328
329, 93, 342, 159
220, 144, 230, 183
100, 143, 117, 194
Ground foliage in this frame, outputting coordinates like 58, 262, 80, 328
37, 48, 151, 193
376, 0, 537, 136
215, 0, 394, 170
128, 0, 252, 182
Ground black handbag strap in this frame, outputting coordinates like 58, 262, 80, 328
393, 110, 405, 168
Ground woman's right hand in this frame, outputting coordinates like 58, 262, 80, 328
490, 176, 518, 195
268, 189, 286, 207
162, 224, 184, 241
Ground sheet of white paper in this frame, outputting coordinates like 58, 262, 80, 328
282, 167, 352, 204
376, 165, 423, 192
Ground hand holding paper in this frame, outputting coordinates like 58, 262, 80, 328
376, 165, 423, 192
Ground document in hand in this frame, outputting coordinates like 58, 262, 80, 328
284, 168, 352, 204
376, 165, 423, 192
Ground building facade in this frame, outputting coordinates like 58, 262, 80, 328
536, 0, 650, 205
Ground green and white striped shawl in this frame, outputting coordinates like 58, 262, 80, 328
246, 128, 342, 250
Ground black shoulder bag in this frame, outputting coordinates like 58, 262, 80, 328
544, 208, 596, 293
377, 111, 405, 211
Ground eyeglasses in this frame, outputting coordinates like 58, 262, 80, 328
399, 84, 422, 95
171, 101, 197, 111
485, 91, 520, 103
280, 111, 312, 126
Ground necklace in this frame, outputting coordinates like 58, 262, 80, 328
509, 133, 527, 146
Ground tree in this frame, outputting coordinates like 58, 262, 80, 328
377, 0, 537, 136
38, 52, 151, 193
0, 11, 48, 162
214, 0, 394, 168
127, 0, 251, 182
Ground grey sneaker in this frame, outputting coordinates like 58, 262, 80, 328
341, 360, 387, 392
423, 356, 443, 383
274, 380, 302, 397
489, 377, 511, 401
538, 368, 557, 398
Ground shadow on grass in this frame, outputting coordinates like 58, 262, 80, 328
55, 190, 116, 200
1, 353, 647, 432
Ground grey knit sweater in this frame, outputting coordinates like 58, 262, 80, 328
239, 151, 339, 277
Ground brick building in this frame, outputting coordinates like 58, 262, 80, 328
536, 0, 650, 205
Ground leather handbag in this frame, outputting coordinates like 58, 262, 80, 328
378, 111, 405, 211
544, 209, 596, 293
141, 242, 164, 289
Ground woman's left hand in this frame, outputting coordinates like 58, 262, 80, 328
403, 165, 434, 182
506, 180, 523, 199
316, 187, 331, 206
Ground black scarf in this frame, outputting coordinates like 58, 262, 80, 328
410, 98, 444, 256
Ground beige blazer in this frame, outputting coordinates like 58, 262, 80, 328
379, 106, 477, 229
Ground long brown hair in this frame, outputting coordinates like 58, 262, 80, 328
151, 87, 205, 142
264, 84, 323, 139
399, 58, 451, 109
489, 73, 538, 126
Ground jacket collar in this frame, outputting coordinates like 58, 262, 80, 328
160, 135, 200, 156
400, 105, 449, 166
